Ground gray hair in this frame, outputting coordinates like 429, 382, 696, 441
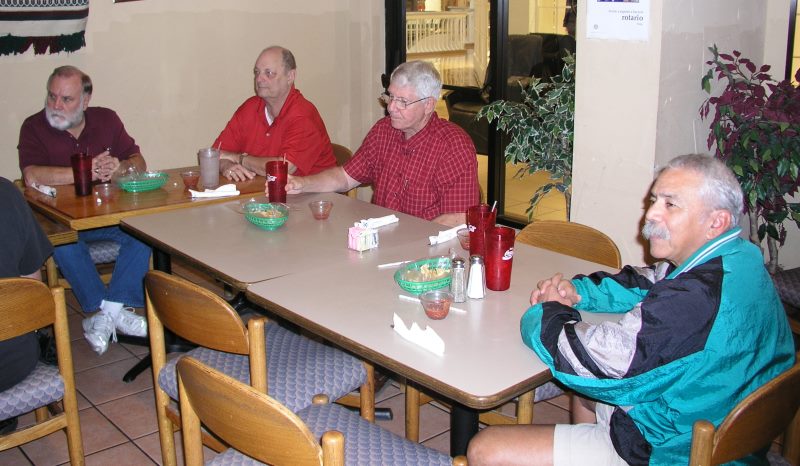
260, 45, 296, 71
47, 65, 92, 96
658, 153, 744, 227
390, 60, 442, 100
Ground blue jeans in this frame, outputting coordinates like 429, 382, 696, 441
53, 226, 151, 312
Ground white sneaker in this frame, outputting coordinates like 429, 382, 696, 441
114, 307, 147, 337
83, 312, 116, 355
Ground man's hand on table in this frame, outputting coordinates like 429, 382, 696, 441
530, 272, 581, 306
93, 152, 120, 183
223, 162, 256, 182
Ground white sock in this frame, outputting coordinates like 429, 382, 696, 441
100, 300, 124, 318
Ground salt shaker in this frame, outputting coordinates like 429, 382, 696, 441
450, 257, 466, 303
466, 255, 486, 300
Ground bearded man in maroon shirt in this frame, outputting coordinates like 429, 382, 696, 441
285, 60, 479, 227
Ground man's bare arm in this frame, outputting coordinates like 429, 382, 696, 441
285, 166, 358, 194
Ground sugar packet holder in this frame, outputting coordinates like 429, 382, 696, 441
348, 226, 379, 252
32, 183, 57, 197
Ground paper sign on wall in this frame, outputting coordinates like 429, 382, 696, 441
586, 0, 650, 42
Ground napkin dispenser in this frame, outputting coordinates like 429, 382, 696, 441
348, 226, 379, 252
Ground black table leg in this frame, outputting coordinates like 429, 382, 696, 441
450, 402, 479, 457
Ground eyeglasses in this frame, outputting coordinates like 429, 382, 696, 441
254, 69, 280, 79
379, 92, 429, 110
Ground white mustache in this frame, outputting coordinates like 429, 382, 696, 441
642, 221, 670, 240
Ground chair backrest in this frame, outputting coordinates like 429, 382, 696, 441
689, 359, 800, 465
145, 270, 267, 391
0, 278, 57, 340
177, 356, 342, 466
516, 220, 621, 269
331, 143, 353, 167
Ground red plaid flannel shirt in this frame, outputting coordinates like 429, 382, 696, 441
344, 114, 479, 221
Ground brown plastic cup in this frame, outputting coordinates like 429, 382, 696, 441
266, 160, 288, 203
467, 204, 496, 258
485, 226, 516, 291
70, 152, 93, 196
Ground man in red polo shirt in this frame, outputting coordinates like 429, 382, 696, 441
213, 46, 337, 180
285, 60, 479, 227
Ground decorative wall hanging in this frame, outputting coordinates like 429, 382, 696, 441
0, 0, 89, 56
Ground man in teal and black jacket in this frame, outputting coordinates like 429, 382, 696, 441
467, 154, 795, 466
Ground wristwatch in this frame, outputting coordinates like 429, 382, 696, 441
238, 153, 246, 165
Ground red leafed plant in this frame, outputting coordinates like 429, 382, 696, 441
700, 44, 800, 273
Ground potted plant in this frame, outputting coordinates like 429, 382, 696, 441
477, 54, 575, 219
700, 44, 800, 273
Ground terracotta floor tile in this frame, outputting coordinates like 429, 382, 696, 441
84, 442, 156, 466
375, 391, 452, 441
71, 336, 137, 374
66, 312, 85, 342
96, 389, 158, 440
20, 407, 126, 465
75, 357, 153, 405
135, 430, 218, 466
0, 447, 32, 466
422, 430, 452, 455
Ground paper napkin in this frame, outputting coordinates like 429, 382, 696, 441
392, 313, 445, 356
429, 223, 467, 245
31, 183, 57, 197
354, 214, 399, 229
189, 184, 241, 198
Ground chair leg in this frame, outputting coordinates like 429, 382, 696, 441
516, 391, 534, 424
360, 362, 375, 422
34, 406, 49, 423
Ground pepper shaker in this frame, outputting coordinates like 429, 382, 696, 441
466, 255, 486, 300
450, 257, 466, 303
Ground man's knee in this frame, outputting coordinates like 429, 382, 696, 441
467, 426, 503, 465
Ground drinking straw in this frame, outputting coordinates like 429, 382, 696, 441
217, 140, 222, 151
491, 200, 497, 212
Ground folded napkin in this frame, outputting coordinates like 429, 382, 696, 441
354, 214, 399, 229
392, 313, 445, 356
31, 183, 57, 197
429, 223, 467, 245
189, 184, 240, 198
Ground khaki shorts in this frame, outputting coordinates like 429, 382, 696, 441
552, 403, 629, 466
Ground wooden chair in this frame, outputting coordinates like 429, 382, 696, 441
331, 143, 357, 199
404, 220, 622, 440
0, 279, 84, 465
176, 356, 466, 465
145, 270, 374, 466
516, 220, 622, 269
689, 357, 800, 466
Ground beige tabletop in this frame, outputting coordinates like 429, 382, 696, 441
121, 192, 453, 290
245, 239, 617, 410
25, 166, 268, 231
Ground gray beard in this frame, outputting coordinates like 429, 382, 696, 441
642, 221, 670, 241
44, 106, 84, 131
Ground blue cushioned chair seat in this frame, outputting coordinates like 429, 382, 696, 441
0, 362, 64, 421
88, 240, 120, 264
207, 403, 452, 466
159, 321, 366, 412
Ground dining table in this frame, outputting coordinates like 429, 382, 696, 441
120, 191, 616, 456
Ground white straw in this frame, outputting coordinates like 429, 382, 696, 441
377, 260, 412, 269
398, 294, 466, 313
490, 200, 497, 212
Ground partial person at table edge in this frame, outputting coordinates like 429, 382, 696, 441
17, 65, 150, 357
0, 176, 54, 435
212, 45, 337, 181
285, 60, 479, 227
467, 154, 795, 466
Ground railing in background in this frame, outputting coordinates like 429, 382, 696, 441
406, 11, 471, 54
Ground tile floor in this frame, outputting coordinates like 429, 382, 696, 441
0, 260, 573, 465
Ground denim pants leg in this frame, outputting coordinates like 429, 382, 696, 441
53, 226, 151, 312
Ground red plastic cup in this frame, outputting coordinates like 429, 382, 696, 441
70, 152, 93, 196
266, 160, 288, 203
485, 226, 516, 291
467, 204, 496, 258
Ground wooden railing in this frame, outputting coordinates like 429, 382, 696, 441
406, 11, 471, 54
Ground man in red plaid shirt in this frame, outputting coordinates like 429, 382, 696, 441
285, 60, 479, 227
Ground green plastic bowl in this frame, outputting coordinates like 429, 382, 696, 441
394, 256, 452, 295
244, 203, 289, 231
117, 171, 169, 192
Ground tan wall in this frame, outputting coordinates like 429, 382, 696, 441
572, 0, 800, 269
0, 0, 385, 179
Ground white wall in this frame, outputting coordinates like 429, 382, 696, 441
572, 0, 800, 268
0, 0, 385, 179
